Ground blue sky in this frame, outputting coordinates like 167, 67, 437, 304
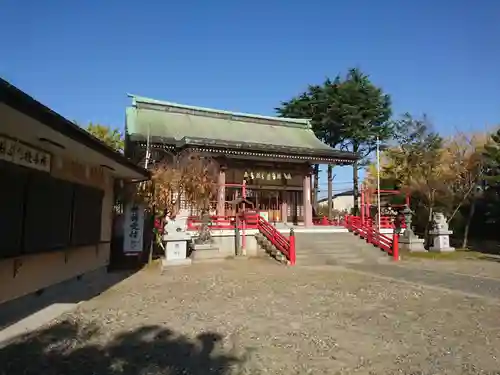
2, 0, 499, 197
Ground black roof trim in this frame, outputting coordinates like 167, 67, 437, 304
128, 134, 358, 161
0, 78, 149, 178
318, 190, 354, 202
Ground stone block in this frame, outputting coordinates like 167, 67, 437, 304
400, 235, 426, 252
161, 258, 192, 269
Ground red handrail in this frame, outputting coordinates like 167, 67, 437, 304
186, 213, 296, 265
344, 215, 399, 261
257, 216, 295, 265
186, 215, 258, 230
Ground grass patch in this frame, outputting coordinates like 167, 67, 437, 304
401, 248, 484, 261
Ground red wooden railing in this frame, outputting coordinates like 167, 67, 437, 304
313, 216, 339, 226
186, 213, 296, 265
344, 215, 400, 261
186, 215, 258, 231
257, 215, 296, 265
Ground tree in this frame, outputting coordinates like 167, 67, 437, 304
328, 69, 392, 214
443, 132, 487, 247
277, 68, 393, 215
376, 114, 446, 239
276, 84, 342, 214
85, 123, 124, 152
135, 152, 218, 216
480, 128, 500, 232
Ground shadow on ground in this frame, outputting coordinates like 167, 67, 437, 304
0, 270, 136, 331
0, 320, 245, 375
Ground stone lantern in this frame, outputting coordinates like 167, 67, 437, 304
399, 204, 426, 252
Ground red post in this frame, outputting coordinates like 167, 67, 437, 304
361, 188, 365, 225
289, 229, 296, 265
392, 232, 399, 261
365, 189, 371, 219
321, 216, 328, 225
242, 180, 246, 251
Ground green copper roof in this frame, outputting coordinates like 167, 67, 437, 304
126, 95, 356, 161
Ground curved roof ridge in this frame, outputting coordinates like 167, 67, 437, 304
128, 93, 311, 127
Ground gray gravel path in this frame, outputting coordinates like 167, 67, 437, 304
347, 263, 500, 300
1, 260, 500, 374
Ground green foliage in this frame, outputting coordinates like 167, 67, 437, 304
85, 123, 124, 152
483, 128, 500, 187
481, 128, 500, 225
276, 84, 341, 146
276, 68, 393, 214
330, 69, 393, 159
384, 113, 443, 189
276, 68, 393, 155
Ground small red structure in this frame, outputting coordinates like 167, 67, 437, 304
361, 187, 410, 228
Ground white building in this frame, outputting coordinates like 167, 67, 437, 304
317, 190, 354, 214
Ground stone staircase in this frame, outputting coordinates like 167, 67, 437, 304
255, 231, 391, 266
294, 232, 391, 266
255, 233, 290, 264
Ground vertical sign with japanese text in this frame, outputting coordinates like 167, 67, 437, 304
123, 203, 145, 255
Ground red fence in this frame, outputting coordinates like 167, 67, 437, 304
186, 213, 295, 265
257, 215, 296, 265
344, 215, 399, 261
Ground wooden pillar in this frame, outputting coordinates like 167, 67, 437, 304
313, 164, 319, 213
327, 164, 333, 220
303, 171, 313, 227
281, 191, 288, 223
217, 166, 226, 217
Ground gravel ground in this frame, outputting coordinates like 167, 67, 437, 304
1, 259, 500, 375
401, 258, 500, 280
347, 263, 500, 299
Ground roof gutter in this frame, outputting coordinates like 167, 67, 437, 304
1, 78, 150, 179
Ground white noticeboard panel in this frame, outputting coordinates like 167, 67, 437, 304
165, 241, 188, 261
123, 203, 145, 255
259, 211, 269, 222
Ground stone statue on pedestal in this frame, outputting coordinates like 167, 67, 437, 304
195, 209, 212, 245
429, 212, 455, 252
191, 209, 224, 262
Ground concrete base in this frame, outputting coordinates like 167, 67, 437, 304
429, 247, 455, 253
191, 245, 227, 263
188, 230, 261, 258
161, 258, 192, 269
400, 235, 426, 252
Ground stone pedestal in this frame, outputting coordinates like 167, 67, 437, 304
429, 212, 455, 252
399, 230, 426, 252
162, 224, 192, 268
191, 243, 226, 263
429, 233, 455, 252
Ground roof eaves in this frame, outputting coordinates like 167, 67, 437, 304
2, 78, 150, 179
128, 134, 357, 161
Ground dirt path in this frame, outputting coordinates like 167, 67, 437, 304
400, 258, 500, 280
347, 262, 500, 300
1, 260, 499, 374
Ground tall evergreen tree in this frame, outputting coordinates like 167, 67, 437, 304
277, 68, 393, 214
481, 128, 500, 225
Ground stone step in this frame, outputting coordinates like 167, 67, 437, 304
191, 257, 228, 264
190, 248, 227, 260
292, 232, 391, 266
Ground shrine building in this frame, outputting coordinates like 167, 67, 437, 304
125, 95, 357, 225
